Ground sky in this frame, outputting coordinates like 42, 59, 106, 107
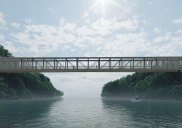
0, 0, 182, 97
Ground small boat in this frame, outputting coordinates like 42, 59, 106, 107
131, 99, 141, 102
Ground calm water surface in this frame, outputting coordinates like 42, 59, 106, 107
0, 98, 182, 128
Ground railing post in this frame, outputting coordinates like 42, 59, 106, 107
46, 60, 47, 69
65, 58, 66, 69
109, 58, 111, 69
76, 58, 78, 69
119, 58, 121, 69
54, 58, 55, 69
36, 61, 37, 69
98, 58, 100, 70
130, 59, 131, 69
32, 58, 34, 69
88, 58, 89, 69
43, 58, 44, 69
56, 59, 58, 69
144, 57, 145, 69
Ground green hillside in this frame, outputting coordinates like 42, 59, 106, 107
101, 72, 182, 100
0, 44, 64, 100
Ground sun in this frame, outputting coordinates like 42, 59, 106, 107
86, 0, 122, 18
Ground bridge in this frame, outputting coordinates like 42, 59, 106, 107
0, 57, 182, 73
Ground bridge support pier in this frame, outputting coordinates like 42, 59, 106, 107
178, 70, 181, 85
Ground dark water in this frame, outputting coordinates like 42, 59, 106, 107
0, 98, 182, 128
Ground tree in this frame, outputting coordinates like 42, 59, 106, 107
0, 44, 13, 57
0, 83, 8, 92
134, 80, 147, 95
0, 91, 6, 99
5, 88, 16, 99
150, 73, 173, 89
8, 77, 26, 91
119, 78, 128, 94
39, 74, 46, 81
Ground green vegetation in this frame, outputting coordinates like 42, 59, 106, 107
0, 44, 64, 100
101, 72, 182, 100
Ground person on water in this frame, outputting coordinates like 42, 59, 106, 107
136, 97, 139, 100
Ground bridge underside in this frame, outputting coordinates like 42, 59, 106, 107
0, 57, 182, 73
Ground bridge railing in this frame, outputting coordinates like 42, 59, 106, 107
0, 57, 182, 72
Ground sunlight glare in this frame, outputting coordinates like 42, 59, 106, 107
101, 0, 106, 18
86, 0, 124, 18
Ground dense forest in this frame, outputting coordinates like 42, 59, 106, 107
101, 72, 182, 100
0, 44, 64, 100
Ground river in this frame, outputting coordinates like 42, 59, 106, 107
0, 97, 182, 128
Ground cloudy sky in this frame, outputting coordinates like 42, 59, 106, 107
0, 0, 182, 97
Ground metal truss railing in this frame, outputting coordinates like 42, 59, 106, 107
0, 57, 182, 72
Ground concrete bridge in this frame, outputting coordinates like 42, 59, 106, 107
0, 57, 182, 73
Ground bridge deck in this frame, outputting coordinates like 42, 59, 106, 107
0, 57, 182, 73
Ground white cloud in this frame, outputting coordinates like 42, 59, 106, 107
62, 23, 76, 32
49, 8, 54, 11
153, 32, 171, 43
91, 18, 139, 36
142, 20, 150, 25
8, 17, 141, 57
11, 22, 20, 28
83, 12, 88, 18
172, 19, 182, 24
176, 30, 182, 33
153, 27, 161, 34
61, 45, 70, 51
93, 8, 102, 14
59, 18, 65, 25
75, 25, 96, 36
9, 22, 77, 56
1, 41, 20, 54
150, 35, 182, 56
96, 47, 102, 52
25, 25, 57, 34
0, 34, 5, 41
0, 12, 6, 26
84, 19, 90, 23
0, 26, 8, 30
24, 19, 32, 23
149, 2, 153, 4
153, 36, 164, 43
71, 49, 76, 52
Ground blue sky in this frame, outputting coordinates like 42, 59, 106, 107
0, 0, 182, 97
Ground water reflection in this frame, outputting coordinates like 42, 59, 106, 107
0, 98, 63, 128
101, 98, 182, 127
1, 98, 182, 128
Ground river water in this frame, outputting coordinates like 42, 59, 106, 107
0, 97, 182, 128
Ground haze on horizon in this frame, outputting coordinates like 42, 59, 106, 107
0, 0, 182, 97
